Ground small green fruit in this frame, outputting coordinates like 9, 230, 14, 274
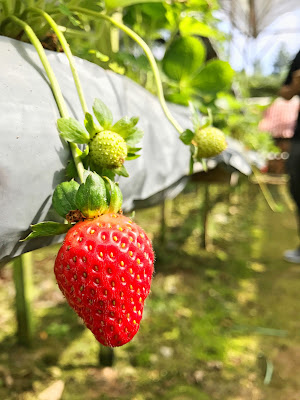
194, 127, 227, 159
89, 130, 127, 169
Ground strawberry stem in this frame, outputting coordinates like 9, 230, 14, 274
69, 7, 184, 135
25, 7, 89, 115
4, 15, 85, 183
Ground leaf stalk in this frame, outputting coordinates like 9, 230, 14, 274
4, 15, 85, 183
69, 6, 184, 134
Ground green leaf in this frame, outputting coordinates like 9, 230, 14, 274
165, 92, 191, 106
84, 112, 99, 139
57, 118, 90, 144
59, 4, 82, 27
179, 17, 220, 39
127, 146, 142, 153
126, 154, 140, 160
93, 98, 113, 129
76, 172, 108, 218
125, 127, 144, 146
162, 37, 206, 82
192, 60, 234, 93
52, 180, 80, 218
105, 0, 161, 11
114, 165, 129, 177
189, 102, 201, 131
180, 129, 195, 145
100, 168, 116, 181
112, 116, 139, 138
21, 221, 73, 241
215, 93, 242, 111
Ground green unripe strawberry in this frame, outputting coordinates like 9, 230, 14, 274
194, 127, 227, 159
89, 130, 128, 169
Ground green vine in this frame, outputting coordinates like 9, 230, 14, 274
4, 15, 85, 183
25, 7, 89, 115
69, 6, 184, 135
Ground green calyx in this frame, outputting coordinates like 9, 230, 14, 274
57, 98, 143, 178
22, 170, 124, 242
52, 172, 123, 220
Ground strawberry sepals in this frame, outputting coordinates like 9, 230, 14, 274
22, 173, 124, 241
75, 172, 108, 218
57, 98, 143, 179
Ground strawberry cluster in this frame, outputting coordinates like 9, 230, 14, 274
23, 98, 154, 347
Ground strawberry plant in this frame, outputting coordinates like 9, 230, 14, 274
1, 2, 229, 175
0, 0, 235, 347
1, 6, 156, 347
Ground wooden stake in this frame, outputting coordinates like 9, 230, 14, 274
200, 184, 210, 249
13, 252, 34, 347
98, 345, 114, 366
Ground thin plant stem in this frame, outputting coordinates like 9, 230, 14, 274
14, 0, 22, 14
6, 15, 85, 183
69, 6, 184, 134
26, 7, 88, 114
1, 0, 10, 15
251, 165, 280, 212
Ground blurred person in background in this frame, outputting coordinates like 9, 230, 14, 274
279, 50, 300, 263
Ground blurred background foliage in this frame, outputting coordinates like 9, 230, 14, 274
0, 0, 284, 155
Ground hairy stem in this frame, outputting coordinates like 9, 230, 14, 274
26, 7, 88, 114
6, 16, 85, 183
69, 6, 184, 134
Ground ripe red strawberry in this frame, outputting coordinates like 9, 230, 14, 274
54, 213, 154, 347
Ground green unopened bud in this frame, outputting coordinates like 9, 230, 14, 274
75, 172, 108, 218
104, 177, 123, 213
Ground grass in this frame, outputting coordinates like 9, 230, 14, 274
0, 181, 300, 400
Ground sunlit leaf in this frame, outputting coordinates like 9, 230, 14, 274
114, 165, 129, 177
84, 112, 99, 138
105, 0, 161, 11
57, 118, 90, 144
93, 98, 113, 129
125, 127, 144, 146
162, 37, 206, 82
192, 60, 234, 93
179, 17, 220, 38
21, 222, 73, 241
